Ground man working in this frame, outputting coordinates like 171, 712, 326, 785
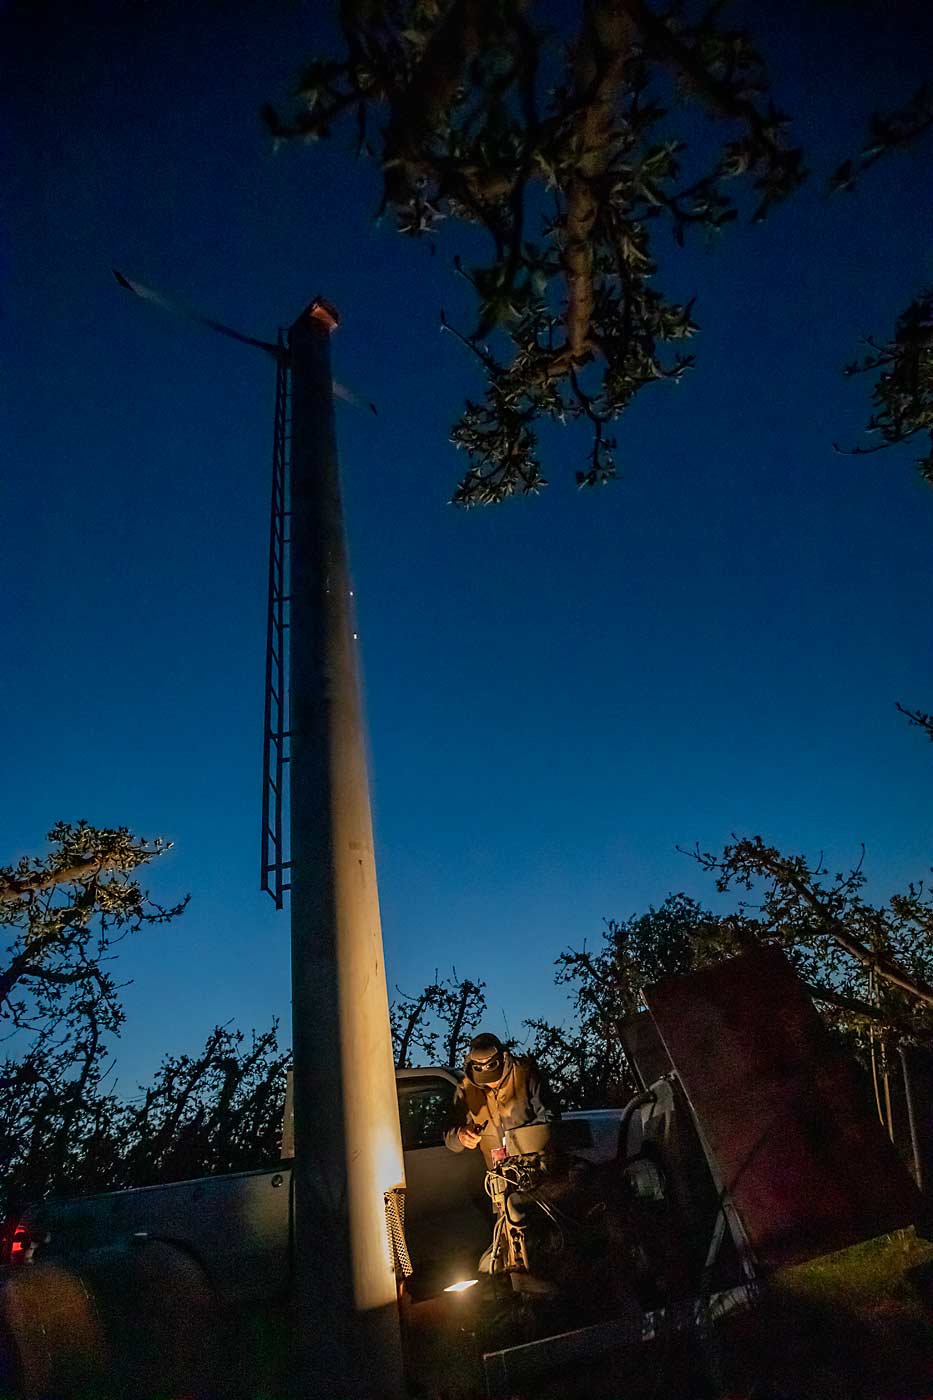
444, 1032, 557, 1168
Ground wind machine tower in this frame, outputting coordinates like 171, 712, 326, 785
116, 274, 406, 1399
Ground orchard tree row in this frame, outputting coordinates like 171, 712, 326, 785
4, 705, 930, 1212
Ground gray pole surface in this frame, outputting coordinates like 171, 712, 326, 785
287, 303, 406, 1397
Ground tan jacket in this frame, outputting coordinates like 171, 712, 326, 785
444, 1054, 555, 1169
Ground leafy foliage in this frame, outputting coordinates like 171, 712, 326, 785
265, 0, 803, 502
111, 1021, 289, 1188
1, 824, 288, 1214
896, 700, 933, 744
839, 292, 933, 484
393, 700, 933, 1118
525, 893, 753, 1106
1, 822, 185, 1209
826, 85, 933, 484
397, 851, 933, 1110
688, 836, 933, 1042
828, 84, 933, 196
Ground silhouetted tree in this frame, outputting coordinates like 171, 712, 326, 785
266, 3, 932, 499
688, 835, 933, 1081
391, 972, 446, 1067
838, 290, 933, 483
526, 893, 755, 1106
397, 842, 933, 1112
896, 700, 933, 744
828, 85, 933, 481
265, 0, 804, 502
1, 824, 289, 1214
114, 1021, 290, 1187
391, 969, 487, 1067
1, 822, 187, 1210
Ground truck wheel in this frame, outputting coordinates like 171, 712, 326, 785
0, 1261, 110, 1398
1, 1240, 218, 1399
78, 1238, 218, 1399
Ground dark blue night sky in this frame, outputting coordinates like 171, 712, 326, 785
3, 0, 931, 1090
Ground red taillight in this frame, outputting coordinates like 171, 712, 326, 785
2, 1220, 31, 1268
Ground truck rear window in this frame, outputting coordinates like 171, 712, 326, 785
397, 1078, 455, 1150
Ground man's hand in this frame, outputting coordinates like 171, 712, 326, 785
457, 1125, 483, 1149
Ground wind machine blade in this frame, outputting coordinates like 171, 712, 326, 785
113, 269, 376, 411
112, 269, 280, 353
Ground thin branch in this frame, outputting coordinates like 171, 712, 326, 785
896, 701, 933, 743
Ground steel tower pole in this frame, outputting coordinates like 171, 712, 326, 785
287, 301, 406, 1397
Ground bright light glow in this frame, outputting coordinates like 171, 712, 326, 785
444, 1278, 479, 1294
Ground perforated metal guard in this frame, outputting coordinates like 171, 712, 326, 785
384, 1187, 412, 1279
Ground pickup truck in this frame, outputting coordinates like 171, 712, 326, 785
1, 1067, 692, 1399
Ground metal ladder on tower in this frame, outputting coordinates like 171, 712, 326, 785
261, 335, 292, 906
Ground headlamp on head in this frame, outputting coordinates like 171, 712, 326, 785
467, 1034, 505, 1085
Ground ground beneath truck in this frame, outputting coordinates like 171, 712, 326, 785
402, 1230, 933, 1400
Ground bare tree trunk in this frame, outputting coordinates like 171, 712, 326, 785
397, 992, 430, 1069
445, 981, 473, 1068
